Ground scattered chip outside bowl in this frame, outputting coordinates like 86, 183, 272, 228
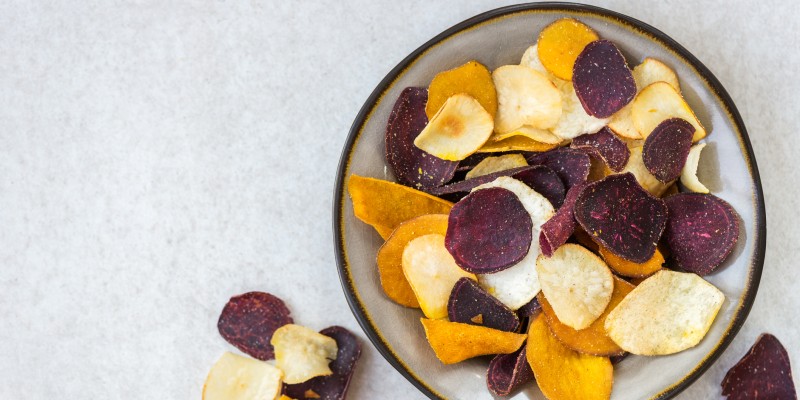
217, 291, 293, 361
203, 352, 283, 400
414, 93, 494, 161
272, 324, 339, 384
721, 334, 797, 400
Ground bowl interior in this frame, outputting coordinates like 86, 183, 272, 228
335, 5, 763, 399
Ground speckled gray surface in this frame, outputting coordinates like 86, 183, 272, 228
0, 1, 796, 399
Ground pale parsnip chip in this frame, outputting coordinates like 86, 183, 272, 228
550, 79, 609, 140
465, 154, 528, 180
492, 125, 562, 144
680, 143, 710, 193
402, 234, 476, 319
631, 81, 706, 142
605, 270, 725, 355
620, 145, 670, 197
413, 93, 494, 161
203, 352, 283, 400
272, 324, 338, 384
492, 65, 562, 133
520, 44, 558, 81
536, 243, 614, 330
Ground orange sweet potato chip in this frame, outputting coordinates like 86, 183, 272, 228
526, 313, 613, 400
347, 175, 453, 239
537, 18, 600, 81
540, 276, 634, 356
426, 60, 497, 119
376, 214, 449, 308
599, 245, 664, 278
477, 135, 560, 153
420, 318, 526, 364
573, 228, 599, 253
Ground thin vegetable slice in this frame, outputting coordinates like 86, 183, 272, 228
631, 81, 706, 142
421, 318, 526, 364
680, 143, 710, 193
448, 277, 520, 332
283, 326, 362, 400
487, 345, 534, 397
492, 65, 562, 132
272, 324, 338, 384
571, 127, 630, 172
526, 147, 591, 189
573, 40, 636, 118
477, 135, 559, 153
620, 145, 670, 197
493, 125, 562, 144
599, 245, 664, 278
414, 93, 494, 161
539, 182, 587, 257
537, 18, 600, 81
218, 291, 293, 361
642, 118, 695, 183
550, 79, 609, 140
203, 352, 283, 400
465, 154, 528, 179
426, 60, 497, 119
721, 334, 797, 400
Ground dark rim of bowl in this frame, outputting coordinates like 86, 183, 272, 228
332, 2, 766, 399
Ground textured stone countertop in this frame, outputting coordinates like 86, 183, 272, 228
0, 1, 797, 399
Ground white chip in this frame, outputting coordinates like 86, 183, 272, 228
620, 145, 670, 197
413, 93, 494, 161
631, 81, 706, 142
465, 154, 528, 180
519, 44, 557, 81
271, 324, 338, 384
549, 79, 609, 140
680, 143, 710, 193
492, 65, 562, 133
604, 270, 725, 355
203, 352, 283, 400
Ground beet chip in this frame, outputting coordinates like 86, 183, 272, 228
574, 173, 668, 263
526, 148, 591, 190
642, 118, 695, 183
722, 334, 797, 400
283, 326, 362, 400
217, 292, 293, 361
571, 127, 630, 172
512, 165, 566, 208
430, 166, 531, 200
445, 187, 533, 274
517, 296, 542, 318
487, 345, 535, 397
573, 40, 637, 118
664, 193, 740, 275
539, 182, 588, 257
448, 277, 520, 332
385, 87, 458, 190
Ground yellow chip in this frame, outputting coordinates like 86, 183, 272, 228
347, 175, 453, 239
376, 214, 449, 308
526, 314, 613, 400
605, 270, 725, 355
492, 65, 562, 133
599, 245, 664, 278
402, 234, 476, 319
278, 396, 295, 400
477, 135, 560, 153
631, 81, 706, 142
537, 18, 600, 81
420, 318, 526, 364
426, 60, 498, 119
271, 324, 338, 384
464, 154, 528, 179
414, 93, 494, 161
203, 352, 283, 400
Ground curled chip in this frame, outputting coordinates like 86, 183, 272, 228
272, 324, 338, 384
536, 244, 614, 330
526, 313, 613, 400
512, 165, 566, 208
445, 187, 533, 274
550, 79, 609, 140
283, 326, 362, 400
426, 60, 498, 119
477, 135, 559, 153
420, 318, 526, 364
632, 81, 706, 142
465, 154, 528, 180
537, 18, 600, 81
526, 147, 591, 189
385, 87, 458, 190
599, 245, 664, 278
575, 173, 669, 263
414, 93, 494, 161
642, 118, 695, 183
540, 276, 634, 356
217, 291, 293, 361
494, 125, 562, 144
202, 352, 283, 400
571, 127, 630, 172
402, 234, 477, 319
664, 193, 740, 276
376, 214, 449, 308
620, 145, 670, 197
721, 334, 797, 400
605, 270, 725, 355
347, 175, 453, 239
448, 277, 520, 332
487, 345, 534, 397
492, 65, 562, 133
680, 143, 710, 193
539, 182, 587, 257
573, 40, 637, 118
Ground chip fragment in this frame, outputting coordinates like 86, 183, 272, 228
571, 127, 630, 172
425, 60, 498, 119
272, 324, 338, 384
680, 143, 710, 193
642, 118, 695, 183
631, 81, 706, 142
721, 334, 797, 400
202, 352, 283, 400
537, 18, 600, 81
664, 193, 740, 275
492, 65, 562, 132
487, 345, 535, 397
573, 40, 636, 118
526, 147, 591, 189
599, 245, 664, 278
465, 154, 528, 180
420, 318, 526, 364
448, 277, 520, 332
218, 291, 293, 361
414, 93, 494, 161
283, 326, 362, 400
539, 182, 587, 257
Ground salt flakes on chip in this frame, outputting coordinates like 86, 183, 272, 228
203, 352, 283, 400
492, 65, 562, 133
271, 324, 338, 384
414, 93, 494, 161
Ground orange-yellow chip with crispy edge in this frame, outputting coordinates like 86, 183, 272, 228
426, 60, 498, 119
540, 276, 634, 356
477, 135, 560, 153
537, 18, 600, 81
420, 318, 526, 364
599, 245, 664, 278
526, 313, 613, 400
347, 175, 453, 239
376, 214, 449, 308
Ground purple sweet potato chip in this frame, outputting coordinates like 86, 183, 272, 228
574, 173, 668, 263
572, 40, 637, 118
539, 182, 588, 257
517, 296, 542, 318
571, 127, 630, 172
526, 148, 591, 190
385, 87, 458, 190
430, 166, 531, 200
448, 277, 520, 332
512, 165, 566, 208
445, 187, 533, 274
487, 345, 535, 397
217, 291, 293, 361
663, 193, 740, 276
642, 118, 695, 183
721, 334, 797, 400
283, 326, 362, 400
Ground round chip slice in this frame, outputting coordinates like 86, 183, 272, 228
536, 243, 614, 329
426, 60, 497, 119
492, 65, 562, 133
642, 117, 695, 183
217, 291, 293, 361
631, 81, 706, 142
413, 93, 494, 161
571, 126, 630, 172
620, 145, 670, 197
202, 352, 283, 400
573, 40, 637, 118
680, 143, 710, 193
536, 18, 600, 81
